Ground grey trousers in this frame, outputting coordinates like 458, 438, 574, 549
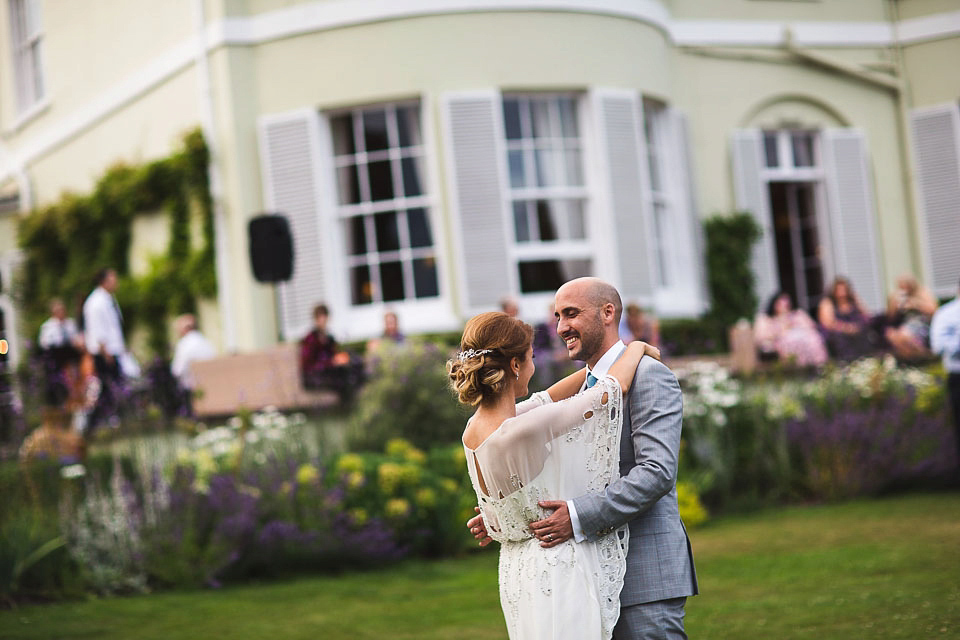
613, 597, 688, 640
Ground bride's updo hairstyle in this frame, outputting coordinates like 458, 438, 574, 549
448, 311, 534, 407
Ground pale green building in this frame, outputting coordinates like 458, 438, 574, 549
0, 0, 957, 364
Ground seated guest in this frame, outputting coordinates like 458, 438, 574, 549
366, 309, 405, 355
885, 274, 939, 361
619, 303, 661, 349
300, 303, 363, 399
38, 298, 83, 406
754, 290, 828, 367
170, 314, 216, 414
817, 277, 873, 361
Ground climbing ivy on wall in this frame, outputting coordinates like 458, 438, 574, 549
17, 128, 217, 356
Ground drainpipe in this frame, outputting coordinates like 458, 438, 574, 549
192, 0, 237, 351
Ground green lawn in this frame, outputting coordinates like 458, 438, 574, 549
2, 492, 958, 639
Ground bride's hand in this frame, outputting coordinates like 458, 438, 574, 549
467, 507, 493, 547
630, 340, 661, 362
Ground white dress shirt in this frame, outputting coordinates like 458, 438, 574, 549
568, 340, 627, 542
171, 330, 216, 389
83, 286, 125, 356
931, 296, 960, 373
38, 317, 79, 350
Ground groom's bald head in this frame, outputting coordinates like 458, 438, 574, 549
557, 277, 623, 325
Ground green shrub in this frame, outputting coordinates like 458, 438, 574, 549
347, 340, 469, 451
703, 212, 762, 346
660, 317, 726, 357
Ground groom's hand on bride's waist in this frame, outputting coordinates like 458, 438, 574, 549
467, 507, 493, 547
530, 501, 573, 548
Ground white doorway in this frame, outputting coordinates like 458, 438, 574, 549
768, 181, 826, 314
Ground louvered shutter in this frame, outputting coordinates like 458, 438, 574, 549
257, 110, 326, 340
669, 108, 708, 310
822, 129, 884, 311
442, 92, 510, 311
910, 104, 960, 297
732, 130, 778, 308
596, 90, 654, 302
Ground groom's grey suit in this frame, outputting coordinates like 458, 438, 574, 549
572, 354, 698, 637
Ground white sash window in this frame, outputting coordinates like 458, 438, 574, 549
8, 0, 45, 115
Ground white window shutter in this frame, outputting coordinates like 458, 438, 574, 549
442, 92, 510, 311
257, 110, 326, 341
731, 129, 778, 308
595, 90, 655, 302
668, 108, 708, 311
822, 129, 884, 312
910, 104, 960, 297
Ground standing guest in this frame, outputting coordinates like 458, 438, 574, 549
82, 268, 127, 430
885, 274, 939, 361
619, 303, 661, 350
38, 298, 83, 405
170, 313, 216, 411
754, 290, 828, 367
931, 278, 960, 469
817, 277, 873, 361
531, 303, 568, 391
300, 303, 362, 399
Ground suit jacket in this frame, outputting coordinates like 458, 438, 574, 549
572, 355, 698, 606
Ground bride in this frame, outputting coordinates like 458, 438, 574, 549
448, 311, 657, 640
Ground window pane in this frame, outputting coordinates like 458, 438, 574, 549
346, 216, 367, 255
337, 165, 361, 205
413, 257, 439, 298
508, 150, 527, 188
564, 148, 583, 186
567, 200, 586, 239
363, 109, 389, 152
396, 106, 421, 147
648, 149, 662, 192
653, 202, 670, 287
559, 98, 578, 137
531, 100, 553, 139
368, 160, 395, 201
792, 132, 815, 167
351, 265, 372, 305
380, 261, 405, 302
518, 259, 591, 293
513, 201, 531, 243
535, 200, 559, 241
374, 211, 400, 252
503, 99, 522, 140
401, 156, 423, 197
763, 132, 779, 168
331, 114, 356, 156
535, 148, 560, 187
407, 208, 433, 248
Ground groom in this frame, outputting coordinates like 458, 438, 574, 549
468, 277, 698, 638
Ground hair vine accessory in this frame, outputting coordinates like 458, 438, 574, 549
457, 348, 493, 362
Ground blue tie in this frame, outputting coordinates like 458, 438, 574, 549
586, 372, 598, 388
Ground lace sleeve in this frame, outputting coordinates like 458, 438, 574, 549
515, 390, 552, 416
475, 378, 620, 498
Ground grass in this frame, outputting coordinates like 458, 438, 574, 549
1, 492, 958, 639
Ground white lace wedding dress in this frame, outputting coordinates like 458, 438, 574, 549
463, 375, 628, 640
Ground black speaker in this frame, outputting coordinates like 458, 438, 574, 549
249, 214, 294, 283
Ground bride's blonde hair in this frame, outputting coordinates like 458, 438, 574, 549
448, 311, 533, 407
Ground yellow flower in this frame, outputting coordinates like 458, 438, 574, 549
385, 498, 411, 519
296, 463, 320, 486
385, 438, 413, 458
349, 507, 369, 526
676, 482, 708, 528
452, 447, 466, 464
336, 453, 365, 475
439, 478, 459, 494
378, 462, 403, 494
416, 487, 437, 509
347, 471, 366, 489
280, 481, 293, 495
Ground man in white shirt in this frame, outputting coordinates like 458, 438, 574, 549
82, 268, 125, 429
38, 298, 82, 405
930, 277, 960, 469
170, 314, 215, 392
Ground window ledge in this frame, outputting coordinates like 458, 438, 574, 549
5, 98, 50, 136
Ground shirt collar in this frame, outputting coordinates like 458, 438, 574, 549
586, 341, 626, 379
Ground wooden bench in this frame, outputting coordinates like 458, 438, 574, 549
190, 343, 339, 418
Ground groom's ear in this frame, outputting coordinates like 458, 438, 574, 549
601, 303, 616, 326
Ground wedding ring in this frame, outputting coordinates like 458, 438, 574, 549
547, 534, 553, 541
